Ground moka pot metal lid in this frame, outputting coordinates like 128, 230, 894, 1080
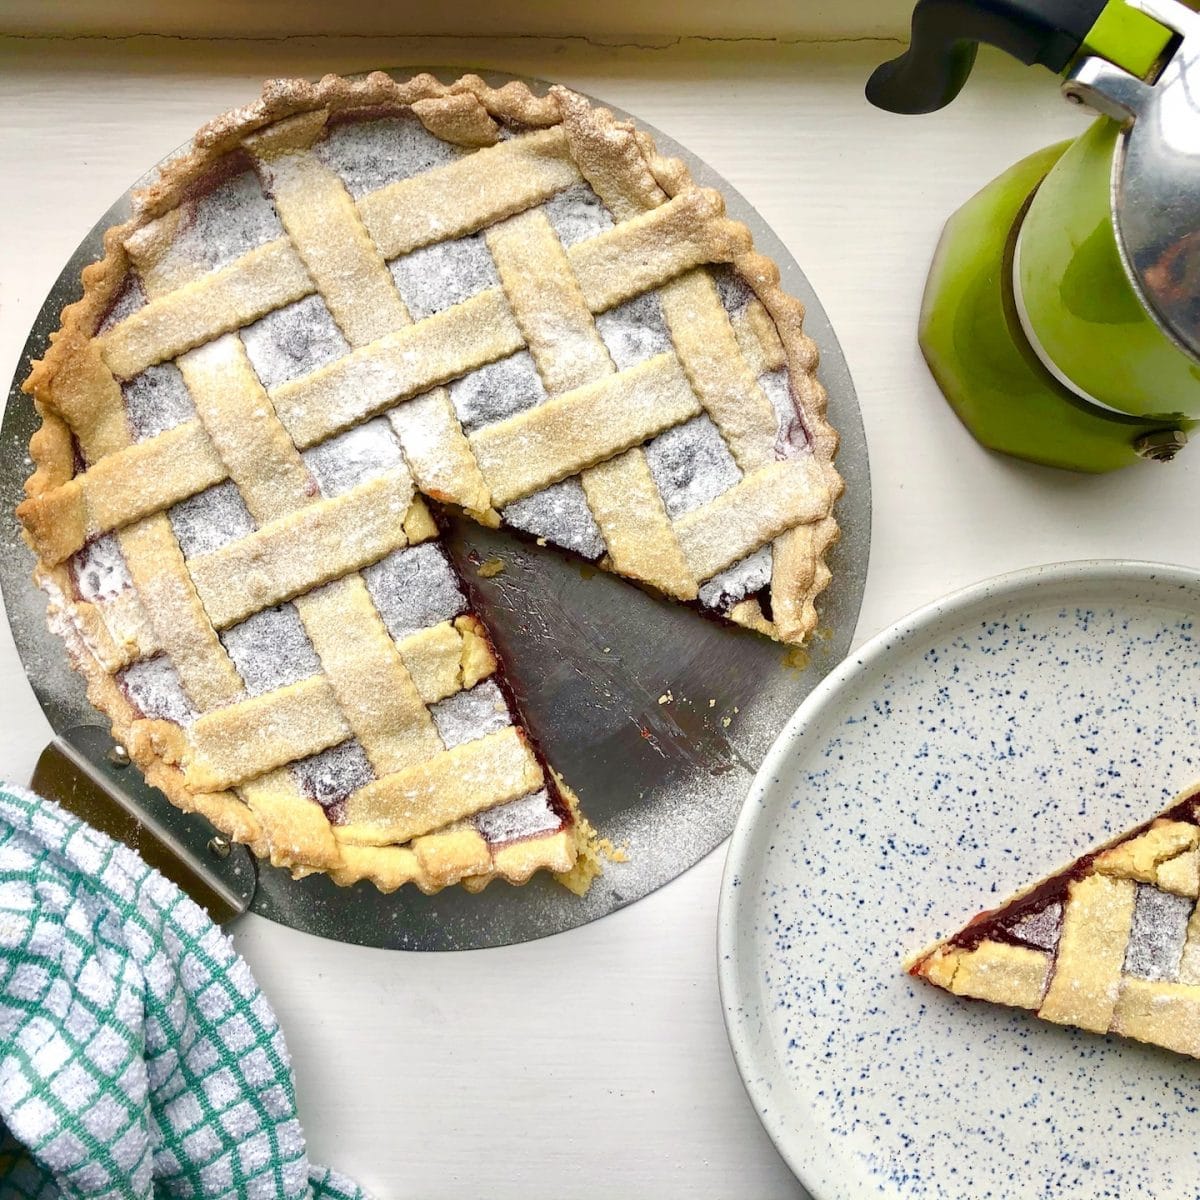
1066, 0, 1200, 365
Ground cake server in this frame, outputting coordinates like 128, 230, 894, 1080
30, 725, 256, 924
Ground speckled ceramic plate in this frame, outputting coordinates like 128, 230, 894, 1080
719, 560, 1200, 1200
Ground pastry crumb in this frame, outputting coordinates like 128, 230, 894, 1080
708, 698, 716, 708
536, 536, 547, 546
721, 716, 732, 728
658, 690, 673, 705
477, 556, 505, 578
553, 781, 623, 896
601, 839, 629, 864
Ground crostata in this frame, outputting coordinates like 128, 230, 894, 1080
19, 72, 842, 893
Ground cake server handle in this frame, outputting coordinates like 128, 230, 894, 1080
29, 725, 257, 923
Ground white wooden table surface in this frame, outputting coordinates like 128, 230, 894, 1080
2, 33, 1197, 1199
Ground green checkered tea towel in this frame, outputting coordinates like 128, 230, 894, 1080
0, 784, 368, 1200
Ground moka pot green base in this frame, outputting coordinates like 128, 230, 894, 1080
918, 142, 1197, 473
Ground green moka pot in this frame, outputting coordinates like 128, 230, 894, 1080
868, 0, 1200, 472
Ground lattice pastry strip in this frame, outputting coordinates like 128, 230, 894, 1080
470, 354, 702, 507
18, 73, 843, 892
339, 726, 544, 846
246, 111, 412, 345
356, 127, 582, 260
20, 253, 253, 737
177, 336, 316, 520
485, 208, 612, 394
23, 422, 227, 565
117, 516, 245, 711
240, 769, 343, 871
658, 273, 778, 472
102, 237, 315, 380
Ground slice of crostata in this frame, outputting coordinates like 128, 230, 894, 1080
910, 784, 1200, 1059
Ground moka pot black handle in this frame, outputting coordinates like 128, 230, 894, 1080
866, 0, 1107, 113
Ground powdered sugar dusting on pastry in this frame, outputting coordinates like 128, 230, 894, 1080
168, 482, 256, 558
594, 291, 671, 371
71, 535, 132, 603
388, 234, 498, 320
1003, 901, 1062, 953
122, 362, 197, 440
241, 294, 351, 391
99, 276, 146, 334
475, 789, 563, 845
1124, 885, 1192, 980
315, 113, 469, 198
698, 545, 773, 611
503, 478, 605, 559
645, 414, 742, 519
292, 739, 375, 811
220, 603, 321, 696
118, 655, 196, 725
449, 350, 547, 432
542, 183, 615, 247
430, 679, 511, 750
711, 263, 755, 318
303, 419, 407, 497
758, 368, 808, 455
178, 165, 284, 273
386, 391, 458, 466
363, 543, 467, 642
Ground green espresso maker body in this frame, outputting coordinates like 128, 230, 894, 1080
868, 0, 1200, 472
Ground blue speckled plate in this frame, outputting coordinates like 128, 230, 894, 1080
719, 560, 1200, 1200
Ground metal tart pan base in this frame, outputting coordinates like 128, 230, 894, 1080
0, 70, 871, 950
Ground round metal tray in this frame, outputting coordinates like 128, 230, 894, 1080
0, 69, 871, 950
